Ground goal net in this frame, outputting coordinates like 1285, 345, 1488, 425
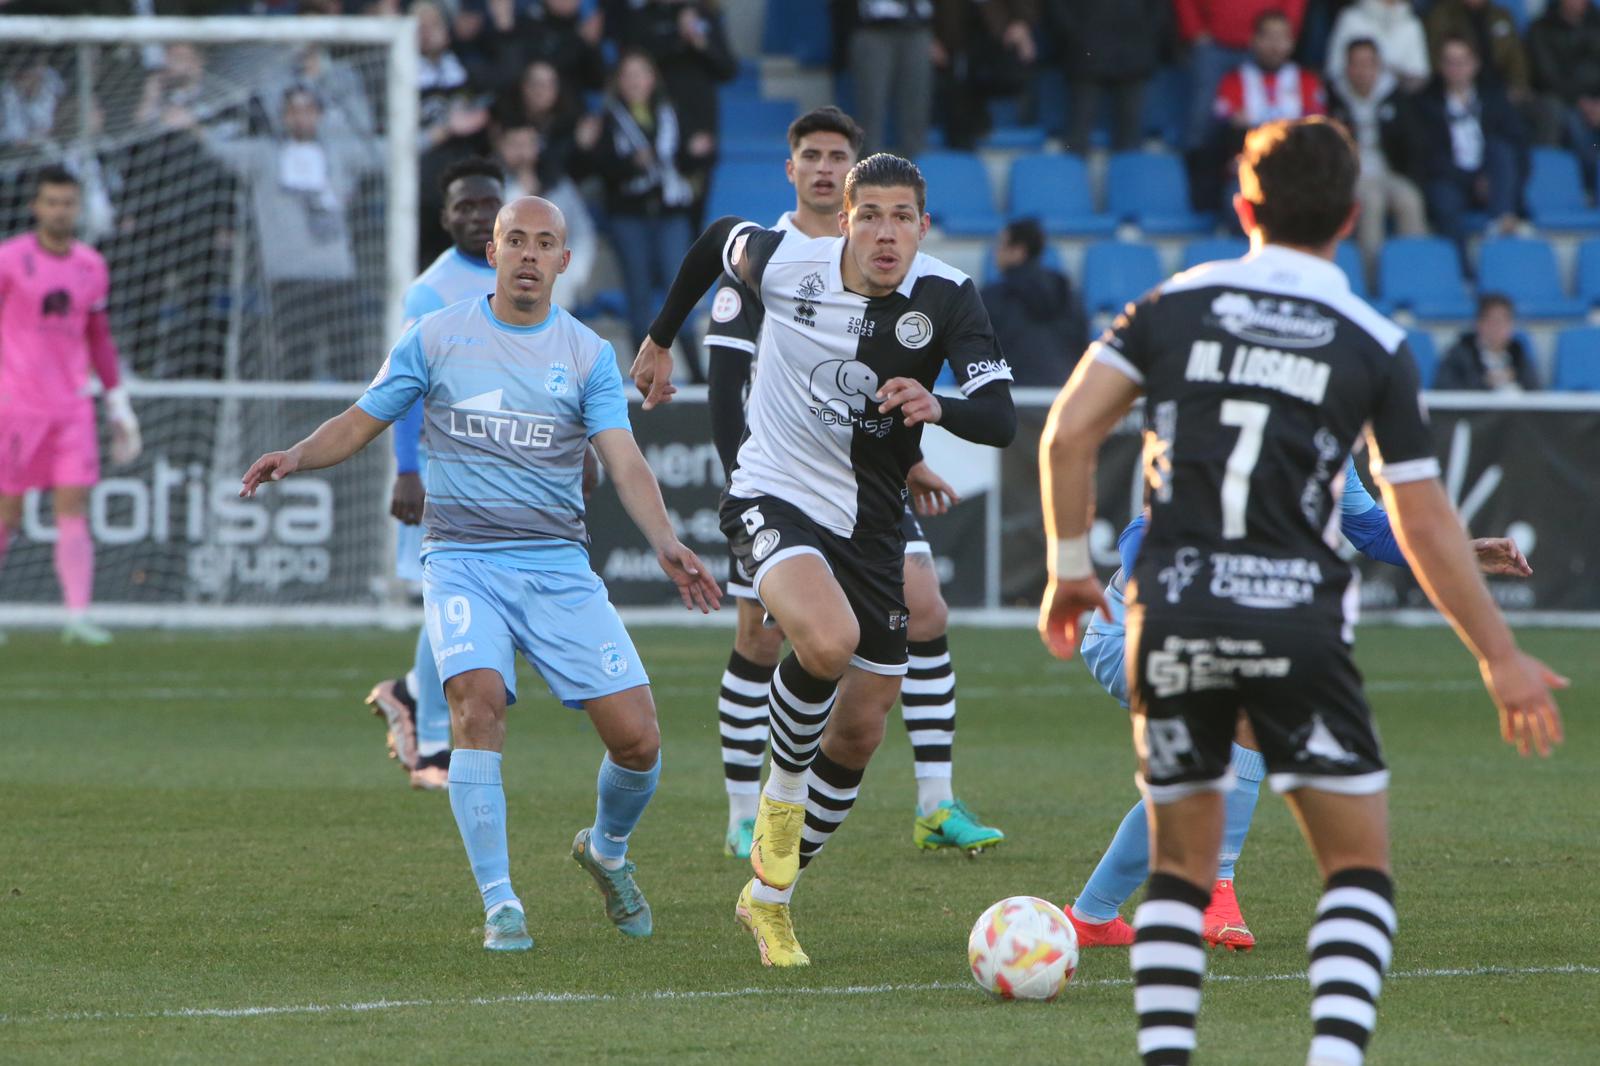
0, 16, 416, 626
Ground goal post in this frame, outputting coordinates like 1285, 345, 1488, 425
0, 16, 416, 627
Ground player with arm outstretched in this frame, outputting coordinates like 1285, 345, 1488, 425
636, 153, 1017, 966
1039, 118, 1563, 1066
364, 157, 504, 790
1069, 455, 1534, 951
242, 197, 719, 953
704, 106, 1004, 860
0, 166, 140, 646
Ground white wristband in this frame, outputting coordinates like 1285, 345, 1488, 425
1052, 536, 1093, 581
105, 386, 135, 425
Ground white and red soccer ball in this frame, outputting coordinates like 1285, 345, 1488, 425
967, 896, 1080, 1001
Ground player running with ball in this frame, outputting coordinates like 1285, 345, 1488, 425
243, 196, 720, 953
1039, 118, 1564, 1066
0, 166, 140, 646
634, 154, 1016, 966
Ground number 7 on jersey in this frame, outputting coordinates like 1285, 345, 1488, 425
1219, 400, 1269, 539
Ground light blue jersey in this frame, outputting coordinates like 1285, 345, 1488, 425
395, 249, 499, 580
1082, 454, 1403, 706
359, 295, 641, 707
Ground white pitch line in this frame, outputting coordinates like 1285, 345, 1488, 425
4, 965, 1595, 1027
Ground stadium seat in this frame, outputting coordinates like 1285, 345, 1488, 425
705, 160, 794, 225
1524, 147, 1600, 230
1378, 237, 1474, 319
1106, 152, 1213, 235
916, 151, 1002, 236
1180, 237, 1248, 270
1006, 155, 1115, 236
1551, 326, 1600, 390
1576, 238, 1600, 306
1082, 241, 1162, 316
719, 97, 799, 158
1334, 241, 1372, 301
761, 0, 831, 65
1478, 237, 1586, 318
1404, 329, 1438, 387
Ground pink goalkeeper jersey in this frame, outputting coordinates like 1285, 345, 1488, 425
0, 233, 112, 414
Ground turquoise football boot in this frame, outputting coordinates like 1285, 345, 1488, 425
571, 828, 653, 937
914, 799, 1006, 855
483, 905, 533, 952
724, 817, 755, 859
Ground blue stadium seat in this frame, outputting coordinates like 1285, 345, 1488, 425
1404, 329, 1438, 388
762, 0, 831, 65
1578, 238, 1600, 306
1106, 152, 1213, 235
719, 97, 799, 157
1180, 237, 1248, 270
1140, 66, 1188, 146
916, 151, 1002, 236
1478, 237, 1587, 318
1524, 147, 1600, 230
1552, 326, 1600, 390
1334, 242, 1372, 302
706, 160, 794, 225
1082, 241, 1163, 316
1379, 237, 1474, 319
1007, 155, 1115, 236
982, 99, 1047, 149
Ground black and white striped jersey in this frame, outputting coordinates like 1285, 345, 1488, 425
725, 224, 1012, 538
1093, 244, 1439, 638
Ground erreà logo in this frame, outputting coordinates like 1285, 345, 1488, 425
1208, 292, 1336, 349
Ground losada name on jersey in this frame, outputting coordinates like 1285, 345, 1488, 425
1183, 339, 1331, 405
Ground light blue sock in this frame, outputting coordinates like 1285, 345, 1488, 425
448, 749, 519, 915
1217, 743, 1265, 881
589, 753, 661, 863
1073, 798, 1150, 923
410, 624, 451, 757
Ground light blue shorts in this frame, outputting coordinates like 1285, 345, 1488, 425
1081, 620, 1129, 709
422, 554, 648, 709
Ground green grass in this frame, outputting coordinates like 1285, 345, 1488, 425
1, 625, 1596, 1065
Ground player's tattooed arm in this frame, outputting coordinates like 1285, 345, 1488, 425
240, 406, 390, 497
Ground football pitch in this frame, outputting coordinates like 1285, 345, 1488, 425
3, 625, 1596, 1065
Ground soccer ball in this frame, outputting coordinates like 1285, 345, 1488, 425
967, 896, 1079, 1001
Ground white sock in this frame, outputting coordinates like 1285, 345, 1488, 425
486, 899, 524, 919
594, 850, 625, 871
915, 775, 954, 816
1070, 903, 1111, 925
751, 874, 798, 905
763, 762, 808, 804
728, 791, 759, 828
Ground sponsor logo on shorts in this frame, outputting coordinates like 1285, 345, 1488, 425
711, 286, 742, 323
751, 528, 781, 561
1144, 635, 1290, 699
600, 641, 629, 679
436, 641, 476, 664
888, 610, 909, 631
895, 311, 933, 349
545, 362, 570, 396
1208, 292, 1336, 349
1158, 547, 1202, 604
1292, 714, 1360, 766
807, 359, 894, 437
1209, 553, 1323, 609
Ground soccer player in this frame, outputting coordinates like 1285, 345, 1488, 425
0, 165, 141, 646
635, 154, 1017, 965
364, 157, 503, 790
241, 196, 720, 952
1070, 457, 1534, 951
1039, 118, 1564, 1066
705, 106, 1003, 859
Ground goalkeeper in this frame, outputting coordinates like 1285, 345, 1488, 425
0, 166, 141, 646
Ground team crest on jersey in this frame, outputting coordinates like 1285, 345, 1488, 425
752, 528, 781, 562
808, 359, 893, 437
794, 272, 825, 326
895, 311, 933, 349
1207, 292, 1336, 349
599, 642, 629, 679
545, 362, 571, 396
712, 287, 743, 323
1157, 547, 1202, 604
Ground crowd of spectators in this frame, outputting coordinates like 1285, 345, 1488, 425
2, 0, 1596, 391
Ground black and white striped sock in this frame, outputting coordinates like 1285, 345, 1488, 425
1132, 873, 1211, 1066
763, 654, 838, 801
718, 651, 774, 824
1307, 868, 1396, 1066
798, 748, 865, 870
902, 636, 956, 813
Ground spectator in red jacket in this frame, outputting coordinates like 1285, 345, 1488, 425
1175, 0, 1307, 147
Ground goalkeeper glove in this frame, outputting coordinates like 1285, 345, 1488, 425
105, 386, 143, 465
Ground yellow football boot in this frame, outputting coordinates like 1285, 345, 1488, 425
735, 878, 810, 967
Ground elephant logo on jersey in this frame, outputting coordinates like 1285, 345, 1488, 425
895, 311, 933, 349
809, 359, 893, 437
599, 642, 629, 679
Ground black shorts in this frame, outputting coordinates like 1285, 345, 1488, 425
1127, 608, 1389, 802
901, 503, 930, 555
726, 503, 926, 598
721, 493, 909, 675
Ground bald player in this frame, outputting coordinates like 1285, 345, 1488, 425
241, 197, 721, 952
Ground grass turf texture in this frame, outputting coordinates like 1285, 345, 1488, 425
1, 625, 1596, 1065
